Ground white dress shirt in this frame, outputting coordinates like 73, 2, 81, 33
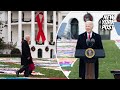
87, 32, 92, 39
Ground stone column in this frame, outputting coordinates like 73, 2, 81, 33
18, 11, 22, 49
8, 11, 11, 43
53, 11, 56, 44
31, 11, 35, 45
44, 11, 48, 45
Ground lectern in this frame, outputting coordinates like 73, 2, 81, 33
75, 48, 105, 79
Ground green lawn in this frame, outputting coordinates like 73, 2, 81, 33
0, 61, 66, 79
68, 40, 120, 79
61, 67, 72, 71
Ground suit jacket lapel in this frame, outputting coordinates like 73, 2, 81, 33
91, 32, 95, 39
84, 32, 87, 39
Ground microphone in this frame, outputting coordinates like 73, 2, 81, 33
91, 38, 95, 44
86, 38, 95, 47
86, 39, 91, 47
90, 38, 95, 47
91, 38, 95, 47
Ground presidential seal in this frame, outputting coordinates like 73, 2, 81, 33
85, 48, 95, 58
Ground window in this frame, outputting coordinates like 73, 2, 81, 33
50, 49, 53, 58
50, 15, 53, 23
62, 16, 66, 20
22, 30, 24, 40
11, 31, 12, 42
38, 49, 42, 58
50, 32, 53, 42
70, 18, 79, 39
22, 11, 31, 22
11, 11, 18, 23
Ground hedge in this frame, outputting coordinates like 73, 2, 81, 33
0, 54, 21, 57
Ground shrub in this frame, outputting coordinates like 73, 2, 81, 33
0, 38, 5, 49
0, 54, 21, 57
11, 48, 21, 55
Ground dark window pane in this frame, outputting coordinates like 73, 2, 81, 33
70, 18, 79, 39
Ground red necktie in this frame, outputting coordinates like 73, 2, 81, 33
88, 33, 90, 39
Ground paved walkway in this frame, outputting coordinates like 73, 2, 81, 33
0, 58, 61, 70
0, 58, 64, 79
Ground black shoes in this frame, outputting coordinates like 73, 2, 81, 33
16, 70, 33, 77
29, 73, 34, 76
16, 71, 19, 77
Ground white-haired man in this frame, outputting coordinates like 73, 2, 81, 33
16, 35, 33, 77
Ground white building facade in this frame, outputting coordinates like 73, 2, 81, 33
0, 11, 69, 58
57, 11, 120, 40
2, 11, 120, 58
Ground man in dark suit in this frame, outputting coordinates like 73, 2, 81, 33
75, 21, 103, 79
16, 35, 33, 77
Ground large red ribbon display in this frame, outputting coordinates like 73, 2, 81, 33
36, 12, 46, 43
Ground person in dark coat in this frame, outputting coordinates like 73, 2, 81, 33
16, 35, 33, 77
75, 21, 103, 79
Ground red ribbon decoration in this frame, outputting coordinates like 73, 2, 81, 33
36, 12, 46, 43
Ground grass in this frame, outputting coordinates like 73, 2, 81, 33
1, 40, 119, 79
68, 40, 120, 79
61, 67, 72, 71
0, 60, 66, 79
68, 60, 79, 79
